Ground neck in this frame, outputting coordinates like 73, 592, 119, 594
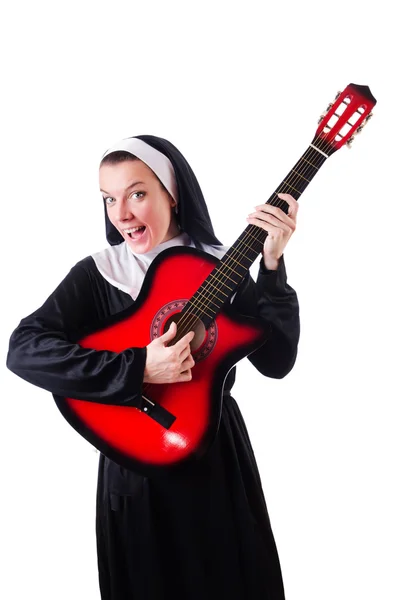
162, 217, 181, 243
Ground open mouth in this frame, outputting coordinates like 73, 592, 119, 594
126, 226, 146, 240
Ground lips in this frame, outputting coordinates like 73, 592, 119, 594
125, 226, 147, 241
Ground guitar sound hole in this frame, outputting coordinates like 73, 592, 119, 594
164, 312, 206, 353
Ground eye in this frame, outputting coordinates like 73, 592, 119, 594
102, 191, 146, 205
131, 191, 145, 200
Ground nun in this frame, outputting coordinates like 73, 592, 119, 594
7, 134, 300, 600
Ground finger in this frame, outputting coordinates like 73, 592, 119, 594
178, 369, 192, 382
181, 354, 195, 369
179, 345, 193, 362
277, 193, 299, 218
174, 330, 195, 350
254, 195, 298, 219
160, 321, 177, 341
247, 212, 294, 235
248, 210, 295, 232
250, 204, 297, 229
246, 218, 289, 239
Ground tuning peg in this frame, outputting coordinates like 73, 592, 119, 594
318, 113, 327, 124
326, 103, 334, 111
346, 136, 355, 148
356, 111, 374, 133
335, 91, 341, 100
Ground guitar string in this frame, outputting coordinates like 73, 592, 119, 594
169, 135, 329, 331
140, 134, 329, 397
171, 113, 351, 333
142, 97, 362, 395
141, 133, 332, 397
169, 90, 371, 347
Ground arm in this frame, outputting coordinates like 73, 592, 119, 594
6, 260, 147, 405
242, 192, 300, 378
249, 254, 299, 378
232, 254, 300, 379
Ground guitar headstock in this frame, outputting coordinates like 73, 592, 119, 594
314, 83, 377, 154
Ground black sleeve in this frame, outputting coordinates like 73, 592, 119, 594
6, 260, 147, 405
232, 254, 300, 379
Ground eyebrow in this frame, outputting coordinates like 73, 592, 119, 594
100, 180, 145, 195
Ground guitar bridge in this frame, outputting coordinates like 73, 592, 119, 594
140, 394, 176, 430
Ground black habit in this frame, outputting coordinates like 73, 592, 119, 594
6, 135, 300, 600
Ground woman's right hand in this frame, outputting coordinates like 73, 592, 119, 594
143, 321, 195, 384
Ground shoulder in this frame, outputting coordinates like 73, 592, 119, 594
56, 255, 113, 297
67, 255, 101, 283
63, 253, 134, 318
74, 244, 127, 282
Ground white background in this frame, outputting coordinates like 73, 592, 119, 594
1, 1, 396, 599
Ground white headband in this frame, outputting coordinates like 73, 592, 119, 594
101, 137, 178, 210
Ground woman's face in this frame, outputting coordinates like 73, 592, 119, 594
99, 159, 180, 254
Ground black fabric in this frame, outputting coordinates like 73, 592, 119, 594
6, 253, 299, 600
96, 394, 285, 600
6, 259, 147, 405
102, 134, 223, 247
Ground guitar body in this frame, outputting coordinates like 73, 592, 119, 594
54, 247, 271, 474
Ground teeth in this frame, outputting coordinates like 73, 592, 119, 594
124, 226, 145, 233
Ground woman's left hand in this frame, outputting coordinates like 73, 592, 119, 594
246, 193, 299, 270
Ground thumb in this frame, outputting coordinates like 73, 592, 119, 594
160, 321, 177, 343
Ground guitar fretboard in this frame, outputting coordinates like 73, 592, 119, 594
183, 138, 334, 328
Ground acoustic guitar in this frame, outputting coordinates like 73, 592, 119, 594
54, 83, 376, 474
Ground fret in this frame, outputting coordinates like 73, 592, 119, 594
274, 144, 329, 201
281, 180, 301, 195
301, 156, 320, 170
291, 169, 311, 184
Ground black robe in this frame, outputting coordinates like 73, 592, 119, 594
6, 250, 299, 600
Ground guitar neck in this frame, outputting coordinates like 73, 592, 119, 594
184, 137, 333, 328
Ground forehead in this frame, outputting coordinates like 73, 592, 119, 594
99, 159, 157, 188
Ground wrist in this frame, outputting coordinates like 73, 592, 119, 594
263, 253, 280, 271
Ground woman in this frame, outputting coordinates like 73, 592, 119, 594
7, 134, 300, 599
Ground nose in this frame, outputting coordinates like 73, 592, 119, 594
114, 198, 133, 222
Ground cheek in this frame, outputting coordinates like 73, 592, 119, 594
142, 203, 169, 228
140, 204, 155, 225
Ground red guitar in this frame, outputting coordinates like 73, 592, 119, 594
55, 83, 376, 474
